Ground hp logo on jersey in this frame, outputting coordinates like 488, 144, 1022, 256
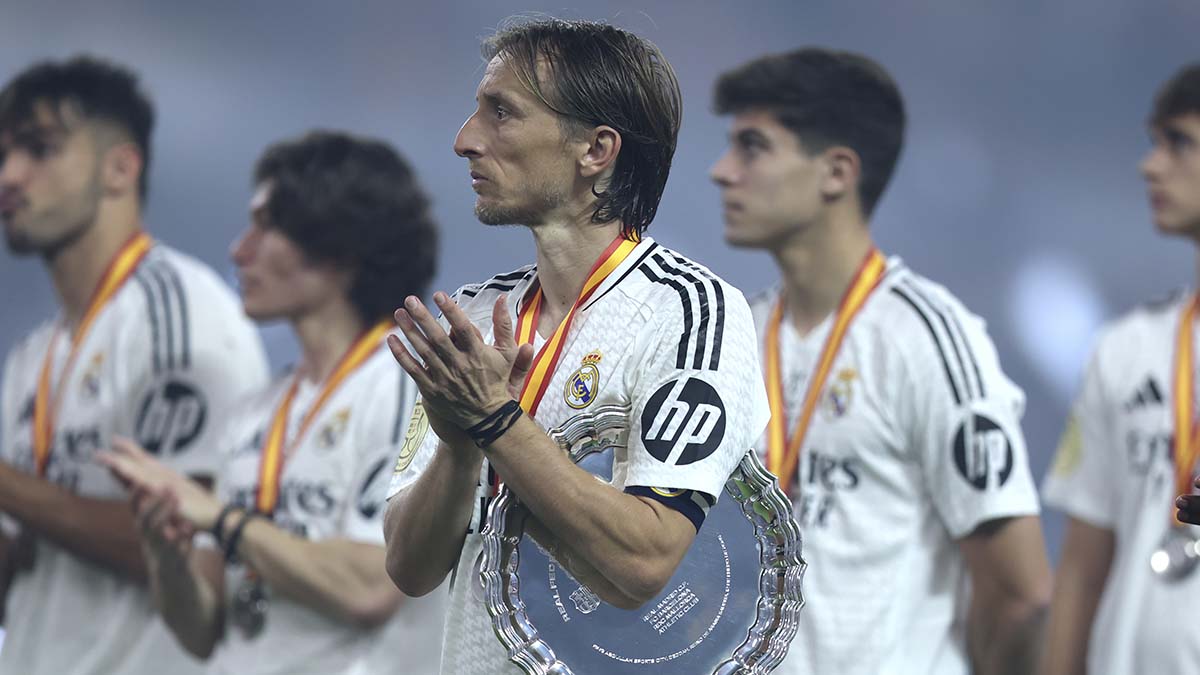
641, 377, 726, 465
135, 379, 207, 456
953, 413, 1014, 490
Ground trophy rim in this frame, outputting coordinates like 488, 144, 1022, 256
479, 405, 806, 674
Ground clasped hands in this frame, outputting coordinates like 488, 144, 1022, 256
97, 438, 223, 564
387, 292, 534, 446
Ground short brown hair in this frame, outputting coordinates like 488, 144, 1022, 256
1151, 63, 1200, 128
483, 18, 682, 239
715, 48, 905, 217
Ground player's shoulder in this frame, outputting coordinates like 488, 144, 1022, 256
872, 260, 987, 344
623, 241, 751, 320
3, 319, 57, 375
1095, 289, 1186, 354
120, 243, 248, 327
452, 264, 538, 317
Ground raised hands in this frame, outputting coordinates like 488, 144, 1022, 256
387, 292, 534, 438
98, 437, 223, 532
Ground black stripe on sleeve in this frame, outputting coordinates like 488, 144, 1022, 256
637, 263, 694, 369
148, 268, 176, 371
901, 280, 982, 400
890, 286, 964, 405
161, 262, 192, 369
133, 273, 163, 375
667, 253, 726, 370
942, 298, 986, 398
459, 268, 537, 299
652, 253, 711, 371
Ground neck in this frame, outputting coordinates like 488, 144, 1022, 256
771, 210, 874, 335
291, 299, 368, 385
529, 219, 623, 331
47, 200, 141, 330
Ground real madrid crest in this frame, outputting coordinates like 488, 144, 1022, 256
81, 352, 105, 400
317, 408, 351, 449
564, 350, 602, 409
821, 368, 857, 421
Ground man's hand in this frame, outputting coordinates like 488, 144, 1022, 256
131, 485, 196, 572
98, 438, 223, 531
387, 292, 534, 435
1177, 477, 1200, 525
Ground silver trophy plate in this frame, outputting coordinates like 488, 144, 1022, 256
479, 405, 805, 674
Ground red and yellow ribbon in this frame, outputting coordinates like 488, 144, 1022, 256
765, 248, 886, 497
32, 231, 153, 477
1172, 294, 1200, 525
254, 320, 392, 513
514, 234, 639, 417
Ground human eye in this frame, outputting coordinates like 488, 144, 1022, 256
1167, 129, 1196, 154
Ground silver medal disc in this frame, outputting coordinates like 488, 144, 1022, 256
231, 579, 270, 638
1150, 527, 1200, 581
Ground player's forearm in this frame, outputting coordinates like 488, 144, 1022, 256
384, 442, 482, 596
1035, 529, 1111, 675
237, 518, 401, 628
1035, 576, 1097, 675
523, 515, 643, 609
148, 547, 223, 659
0, 465, 147, 581
969, 587, 1048, 675
483, 416, 691, 604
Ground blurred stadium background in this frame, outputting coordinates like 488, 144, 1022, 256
2, 0, 1199, 568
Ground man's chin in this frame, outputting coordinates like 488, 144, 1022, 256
723, 225, 770, 250
4, 226, 45, 256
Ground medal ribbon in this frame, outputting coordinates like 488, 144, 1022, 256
765, 248, 886, 497
514, 234, 638, 417
1172, 293, 1200, 525
487, 235, 637, 494
32, 231, 153, 477
254, 321, 392, 514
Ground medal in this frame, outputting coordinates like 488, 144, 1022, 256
1154, 294, 1200, 580
231, 578, 270, 639
764, 248, 886, 497
1151, 526, 1200, 581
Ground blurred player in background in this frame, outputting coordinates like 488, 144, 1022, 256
711, 48, 1052, 675
0, 56, 269, 674
101, 130, 445, 674
383, 18, 770, 675
1043, 63, 1200, 675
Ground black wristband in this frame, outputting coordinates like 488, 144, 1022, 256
466, 400, 523, 449
224, 510, 261, 564
211, 504, 241, 548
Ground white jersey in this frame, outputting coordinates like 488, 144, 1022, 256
211, 340, 445, 675
387, 237, 770, 675
0, 243, 269, 675
1043, 292, 1200, 675
754, 258, 1040, 675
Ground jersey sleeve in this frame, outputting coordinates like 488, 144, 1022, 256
340, 364, 419, 543
899, 299, 1040, 539
622, 281, 770, 501
1041, 342, 1120, 529
117, 267, 269, 479
0, 345, 22, 537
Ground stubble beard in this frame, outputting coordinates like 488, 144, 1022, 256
5, 179, 103, 259
473, 179, 568, 227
